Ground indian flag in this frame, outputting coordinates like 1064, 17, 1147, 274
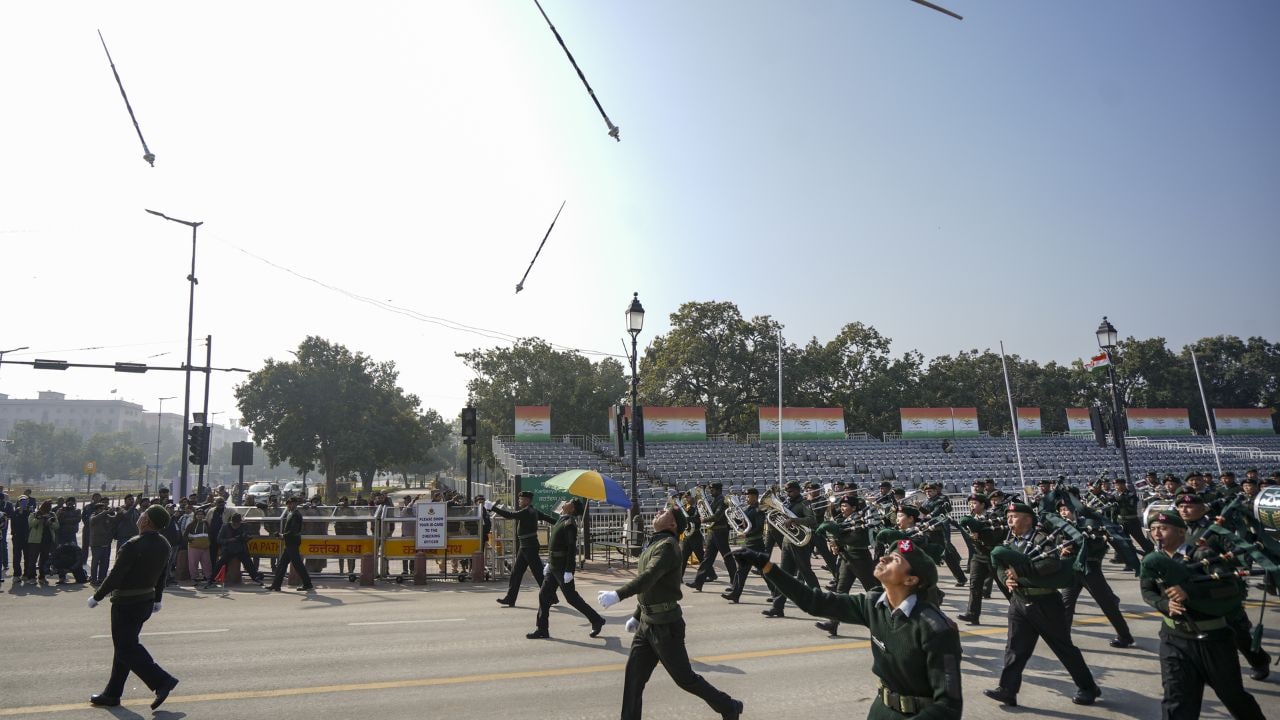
1084, 352, 1110, 371
641, 407, 707, 441
1016, 408, 1042, 436
1214, 408, 1275, 436
759, 407, 845, 440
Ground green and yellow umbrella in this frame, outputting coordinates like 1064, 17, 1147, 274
543, 469, 632, 510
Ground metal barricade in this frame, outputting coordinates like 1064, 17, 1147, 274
231, 504, 378, 581
377, 504, 487, 583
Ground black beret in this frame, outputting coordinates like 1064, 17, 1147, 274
745, 487, 759, 495
518, 491, 534, 499
785, 481, 802, 491
899, 506, 921, 519
709, 482, 723, 490
1150, 512, 1186, 529
1175, 493, 1204, 506
968, 493, 989, 505
1008, 501, 1035, 515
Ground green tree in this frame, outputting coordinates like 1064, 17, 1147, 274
236, 336, 444, 499
7, 422, 83, 480
85, 431, 147, 483
458, 338, 628, 461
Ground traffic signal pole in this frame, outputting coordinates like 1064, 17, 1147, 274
198, 335, 212, 494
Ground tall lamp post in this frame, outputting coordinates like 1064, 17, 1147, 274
146, 209, 202, 500
625, 292, 645, 541
153, 396, 175, 495
1095, 316, 1132, 484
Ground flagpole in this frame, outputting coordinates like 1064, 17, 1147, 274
778, 328, 783, 486
1189, 347, 1223, 477
999, 341, 1028, 495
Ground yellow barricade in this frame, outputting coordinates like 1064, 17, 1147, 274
382, 537, 482, 559
247, 536, 375, 558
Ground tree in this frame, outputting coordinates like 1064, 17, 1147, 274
458, 338, 628, 462
236, 336, 446, 499
7, 422, 83, 481
85, 432, 147, 483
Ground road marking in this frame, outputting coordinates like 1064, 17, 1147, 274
89, 628, 229, 640
347, 618, 466, 626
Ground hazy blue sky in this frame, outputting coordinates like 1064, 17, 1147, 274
1, 1, 1277, 424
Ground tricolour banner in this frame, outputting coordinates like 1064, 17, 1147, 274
1016, 408, 1042, 436
1066, 408, 1093, 433
759, 407, 845, 440
514, 405, 551, 441
1214, 408, 1275, 435
609, 406, 707, 441
1126, 408, 1192, 436
899, 408, 981, 438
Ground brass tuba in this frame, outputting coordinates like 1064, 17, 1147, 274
692, 486, 716, 523
760, 486, 812, 547
724, 493, 751, 536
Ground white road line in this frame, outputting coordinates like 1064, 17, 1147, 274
90, 628, 229, 639
346, 618, 467, 626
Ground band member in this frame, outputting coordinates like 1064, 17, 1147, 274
957, 493, 1005, 625
1056, 502, 1134, 647
762, 481, 819, 618
678, 492, 708, 580
87, 505, 179, 710
876, 506, 943, 564
814, 495, 876, 637
920, 482, 966, 587
984, 501, 1101, 708
733, 538, 963, 719
809, 483, 841, 576
596, 505, 743, 720
1141, 511, 1265, 720
527, 499, 605, 640
1175, 492, 1271, 680
487, 491, 557, 607
268, 496, 313, 592
722, 488, 764, 604
1217, 471, 1241, 501
689, 483, 736, 591
1111, 477, 1154, 554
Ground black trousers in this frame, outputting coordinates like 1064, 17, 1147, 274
824, 550, 875, 634
270, 541, 312, 589
103, 600, 176, 699
929, 532, 966, 584
1121, 518, 1154, 554
1227, 609, 1272, 670
999, 591, 1098, 695
813, 539, 840, 574
1062, 561, 1131, 640
679, 531, 705, 578
1159, 625, 1264, 720
693, 528, 736, 588
534, 570, 602, 633
726, 540, 764, 601
621, 619, 735, 720
771, 542, 819, 613
966, 555, 992, 619
211, 548, 263, 583
502, 542, 544, 602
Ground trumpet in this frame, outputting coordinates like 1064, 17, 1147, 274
808, 487, 863, 513
724, 493, 752, 536
760, 486, 813, 547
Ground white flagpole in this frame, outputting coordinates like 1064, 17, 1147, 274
999, 341, 1028, 493
778, 328, 783, 486
1189, 347, 1223, 477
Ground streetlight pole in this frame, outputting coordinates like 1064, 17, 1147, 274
154, 396, 175, 496
146, 209, 202, 500
1096, 316, 1132, 485
625, 292, 645, 546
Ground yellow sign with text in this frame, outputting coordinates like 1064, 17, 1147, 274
382, 537, 481, 558
246, 536, 374, 558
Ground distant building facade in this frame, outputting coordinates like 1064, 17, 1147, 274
0, 391, 144, 438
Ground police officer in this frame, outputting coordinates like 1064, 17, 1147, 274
527, 499, 605, 640
814, 495, 876, 637
487, 491, 557, 607
1111, 477, 1154, 554
722, 488, 764, 604
1056, 501, 1134, 647
268, 496, 313, 592
87, 504, 179, 710
763, 481, 819, 618
957, 493, 1004, 625
597, 505, 743, 720
920, 482, 966, 587
689, 482, 736, 591
1141, 511, 1265, 719
984, 501, 1101, 707
733, 537, 964, 719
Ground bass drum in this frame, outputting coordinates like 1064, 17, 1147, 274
1253, 486, 1280, 532
1143, 502, 1176, 529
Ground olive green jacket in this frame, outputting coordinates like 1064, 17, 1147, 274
616, 531, 683, 624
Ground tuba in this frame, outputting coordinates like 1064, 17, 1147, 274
760, 486, 813, 547
692, 486, 715, 524
724, 493, 751, 536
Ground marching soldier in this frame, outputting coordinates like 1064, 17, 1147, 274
596, 505, 743, 720
876, 506, 944, 564
487, 491, 558, 607
733, 538, 964, 719
722, 488, 764, 603
814, 494, 876, 637
527, 499, 605, 640
678, 492, 708, 581
268, 496, 313, 592
1057, 501, 1134, 647
984, 500, 1101, 708
1217, 471, 1241, 501
810, 483, 842, 576
762, 481, 819, 618
957, 493, 1005, 625
1141, 511, 1265, 719
920, 482, 966, 587
1111, 476, 1154, 554
688, 483, 736, 592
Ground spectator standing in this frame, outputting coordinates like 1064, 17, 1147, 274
183, 509, 213, 584
25, 499, 59, 586
10, 493, 33, 580
89, 502, 116, 585
333, 497, 365, 575
114, 495, 140, 557
207, 497, 228, 570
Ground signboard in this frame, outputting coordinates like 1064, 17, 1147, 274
1126, 408, 1192, 436
609, 406, 707, 441
758, 407, 845, 440
514, 405, 552, 441
382, 537, 482, 558
84, 461, 97, 475
1015, 408, 1042, 437
1214, 408, 1275, 435
247, 536, 374, 558
415, 502, 447, 550
520, 475, 573, 516
1066, 408, 1093, 433
899, 408, 981, 438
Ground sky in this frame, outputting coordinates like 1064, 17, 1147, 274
2, 1, 1278, 426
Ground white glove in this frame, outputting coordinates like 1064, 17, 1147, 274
87, 597, 99, 609
563, 572, 573, 584
598, 590, 620, 608
483, 500, 495, 511
625, 617, 639, 633
152, 602, 162, 613
543, 563, 551, 577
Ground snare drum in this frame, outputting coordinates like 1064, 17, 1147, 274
1253, 486, 1280, 532
1143, 502, 1176, 529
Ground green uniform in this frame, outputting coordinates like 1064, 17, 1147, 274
764, 565, 962, 719
956, 513, 1005, 621
533, 513, 603, 634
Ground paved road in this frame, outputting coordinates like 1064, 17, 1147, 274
2, 560, 1276, 719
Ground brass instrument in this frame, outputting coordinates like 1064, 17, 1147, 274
724, 493, 751, 536
760, 486, 813, 547
807, 487, 863, 514
691, 486, 715, 524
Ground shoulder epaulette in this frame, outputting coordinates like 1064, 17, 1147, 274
919, 604, 956, 634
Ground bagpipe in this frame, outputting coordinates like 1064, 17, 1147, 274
990, 513, 1090, 590
1139, 548, 1254, 620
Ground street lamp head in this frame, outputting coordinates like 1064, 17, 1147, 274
1096, 316, 1118, 350
626, 292, 645, 336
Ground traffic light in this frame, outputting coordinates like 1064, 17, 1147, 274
461, 407, 477, 439
187, 425, 209, 466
